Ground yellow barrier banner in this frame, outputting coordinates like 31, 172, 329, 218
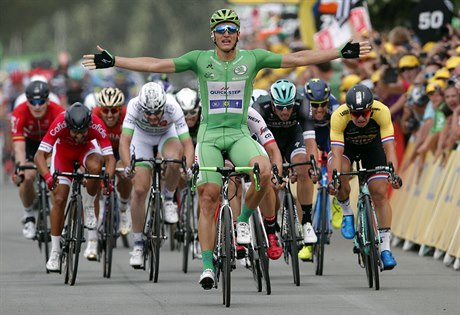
447, 221, 460, 258
422, 150, 460, 251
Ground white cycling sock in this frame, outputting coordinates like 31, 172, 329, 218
87, 229, 97, 241
51, 235, 61, 252
133, 232, 143, 247
82, 189, 96, 208
24, 206, 34, 218
118, 197, 129, 212
163, 187, 175, 200
380, 229, 391, 252
338, 198, 353, 216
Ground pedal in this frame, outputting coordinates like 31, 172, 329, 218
353, 245, 361, 254
131, 264, 143, 270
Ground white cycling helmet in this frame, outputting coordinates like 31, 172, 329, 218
250, 89, 269, 106
138, 82, 167, 113
175, 88, 200, 111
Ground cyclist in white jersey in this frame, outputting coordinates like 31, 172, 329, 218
119, 82, 194, 268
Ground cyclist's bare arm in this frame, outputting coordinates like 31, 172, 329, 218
119, 131, 133, 169
280, 41, 371, 68
34, 150, 49, 178
82, 45, 175, 73
13, 141, 27, 165
181, 137, 195, 170
383, 141, 398, 171
265, 141, 283, 176
329, 145, 344, 173
103, 154, 116, 181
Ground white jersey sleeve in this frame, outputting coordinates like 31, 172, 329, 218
165, 94, 190, 138
122, 97, 140, 131
247, 107, 275, 147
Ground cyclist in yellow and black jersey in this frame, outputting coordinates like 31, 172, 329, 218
328, 84, 402, 271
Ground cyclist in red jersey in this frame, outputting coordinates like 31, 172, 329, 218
34, 103, 116, 271
11, 80, 64, 239
93, 87, 132, 236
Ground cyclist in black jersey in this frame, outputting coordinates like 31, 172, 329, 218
252, 79, 319, 261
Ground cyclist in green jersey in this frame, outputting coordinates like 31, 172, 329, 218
82, 8, 371, 289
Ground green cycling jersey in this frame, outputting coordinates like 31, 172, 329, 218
173, 49, 282, 129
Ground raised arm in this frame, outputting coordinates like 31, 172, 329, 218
82, 45, 175, 73
281, 41, 372, 68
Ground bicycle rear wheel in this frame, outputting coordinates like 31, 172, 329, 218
286, 194, 300, 286
252, 210, 271, 295
364, 197, 380, 290
221, 205, 232, 307
314, 188, 328, 276
358, 198, 373, 289
64, 195, 83, 286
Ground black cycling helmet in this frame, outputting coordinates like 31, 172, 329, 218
25, 81, 50, 103
345, 84, 374, 111
304, 78, 331, 102
65, 102, 92, 132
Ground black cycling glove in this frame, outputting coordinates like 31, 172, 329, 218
339, 42, 360, 59
94, 49, 115, 68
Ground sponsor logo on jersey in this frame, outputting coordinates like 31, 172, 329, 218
205, 72, 214, 79
259, 126, 268, 135
340, 109, 349, 116
210, 87, 241, 95
206, 63, 213, 69
50, 121, 67, 136
248, 115, 260, 123
91, 123, 107, 138
234, 65, 247, 75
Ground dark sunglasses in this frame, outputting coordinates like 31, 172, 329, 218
310, 100, 329, 108
274, 104, 294, 110
184, 108, 199, 117
101, 107, 120, 115
214, 24, 239, 34
350, 109, 372, 119
29, 99, 46, 106
144, 108, 163, 116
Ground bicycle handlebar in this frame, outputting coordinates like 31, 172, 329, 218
191, 163, 261, 192
332, 162, 397, 188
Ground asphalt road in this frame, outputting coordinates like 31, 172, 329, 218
1, 183, 459, 315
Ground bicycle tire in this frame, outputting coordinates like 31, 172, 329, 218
286, 194, 300, 286
103, 193, 115, 278
146, 194, 155, 280
65, 195, 83, 286
182, 190, 192, 273
315, 188, 328, 276
221, 205, 232, 307
358, 197, 373, 288
152, 192, 162, 283
37, 182, 50, 273
169, 224, 176, 251
252, 211, 271, 295
364, 196, 380, 290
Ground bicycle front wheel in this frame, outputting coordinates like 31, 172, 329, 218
221, 205, 233, 307
65, 195, 83, 286
102, 193, 115, 278
152, 193, 163, 283
286, 195, 300, 286
364, 196, 380, 290
37, 184, 50, 273
314, 188, 328, 276
182, 190, 192, 273
252, 210, 271, 295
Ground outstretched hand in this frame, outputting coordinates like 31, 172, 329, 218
82, 45, 115, 70
339, 40, 372, 59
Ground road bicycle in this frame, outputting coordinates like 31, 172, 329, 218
53, 163, 107, 286
332, 161, 397, 290
273, 155, 316, 286
191, 163, 260, 307
311, 152, 332, 276
15, 164, 51, 273
132, 149, 186, 282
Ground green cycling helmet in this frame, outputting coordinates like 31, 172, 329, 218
210, 9, 240, 30
270, 79, 296, 107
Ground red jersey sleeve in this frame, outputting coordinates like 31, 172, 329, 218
90, 114, 113, 156
38, 113, 66, 153
11, 104, 27, 142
